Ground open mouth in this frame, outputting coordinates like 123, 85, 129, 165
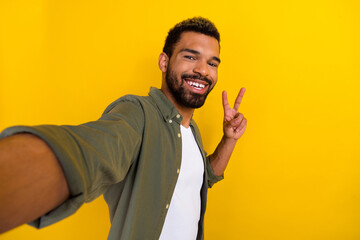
186, 80, 206, 90
183, 78, 210, 94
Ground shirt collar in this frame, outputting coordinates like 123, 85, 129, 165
148, 87, 185, 124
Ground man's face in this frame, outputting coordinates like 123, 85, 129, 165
165, 31, 220, 109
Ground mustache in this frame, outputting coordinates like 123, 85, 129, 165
181, 73, 212, 85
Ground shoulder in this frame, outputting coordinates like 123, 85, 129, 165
102, 94, 150, 115
97, 95, 153, 133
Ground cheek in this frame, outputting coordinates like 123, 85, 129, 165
211, 70, 218, 83
168, 67, 182, 83
174, 60, 195, 72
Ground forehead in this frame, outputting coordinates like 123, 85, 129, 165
173, 31, 220, 57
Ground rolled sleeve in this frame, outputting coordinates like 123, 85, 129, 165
206, 156, 224, 188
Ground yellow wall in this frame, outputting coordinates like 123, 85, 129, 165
1, 0, 359, 239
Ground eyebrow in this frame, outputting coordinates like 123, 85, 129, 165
179, 48, 221, 63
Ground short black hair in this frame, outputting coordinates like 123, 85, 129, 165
163, 17, 220, 59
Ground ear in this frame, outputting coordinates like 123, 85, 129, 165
158, 52, 169, 73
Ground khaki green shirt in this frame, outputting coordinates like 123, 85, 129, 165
0, 87, 223, 240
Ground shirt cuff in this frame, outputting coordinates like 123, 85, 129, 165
206, 156, 224, 188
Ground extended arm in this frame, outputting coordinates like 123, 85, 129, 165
0, 133, 69, 233
209, 88, 247, 176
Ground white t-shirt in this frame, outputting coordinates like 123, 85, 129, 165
159, 125, 205, 240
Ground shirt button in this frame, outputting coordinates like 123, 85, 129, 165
169, 119, 172, 123
177, 133, 181, 138
166, 204, 169, 209
176, 114, 180, 119
177, 168, 180, 174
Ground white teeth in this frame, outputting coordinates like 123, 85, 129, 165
187, 81, 205, 89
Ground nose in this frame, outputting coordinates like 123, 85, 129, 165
193, 60, 209, 77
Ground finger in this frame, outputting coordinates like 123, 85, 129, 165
222, 91, 230, 111
238, 117, 247, 130
236, 118, 247, 134
228, 113, 244, 127
224, 111, 238, 123
233, 87, 246, 111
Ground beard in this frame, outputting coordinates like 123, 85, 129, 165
165, 66, 214, 109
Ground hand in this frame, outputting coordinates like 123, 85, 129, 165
222, 88, 247, 140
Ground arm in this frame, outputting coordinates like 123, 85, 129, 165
0, 99, 143, 232
0, 133, 69, 233
209, 88, 247, 176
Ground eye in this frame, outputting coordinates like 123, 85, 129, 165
208, 62, 218, 68
184, 55, 195, 60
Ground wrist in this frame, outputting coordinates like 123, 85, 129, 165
222, 135, 238, 146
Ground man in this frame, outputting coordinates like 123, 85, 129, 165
0, 17, 247, 239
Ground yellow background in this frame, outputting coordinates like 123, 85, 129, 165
1, 0, 359, 239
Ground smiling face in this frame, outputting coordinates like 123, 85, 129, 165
160, 31, 220, 109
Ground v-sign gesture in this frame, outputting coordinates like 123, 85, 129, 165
209, 87, 247, 176
222, 88, 247, 140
